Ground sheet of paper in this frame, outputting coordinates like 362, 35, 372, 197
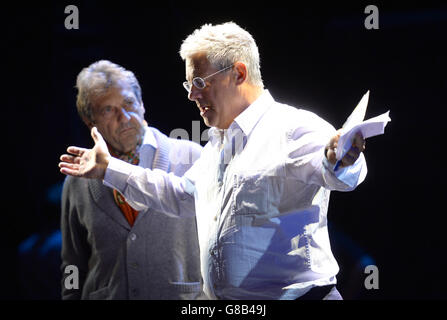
335, 91, 391, 162
336, 111, 391, 160
342, 90, 369, 129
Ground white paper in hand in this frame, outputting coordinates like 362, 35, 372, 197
335, 91, 391, 165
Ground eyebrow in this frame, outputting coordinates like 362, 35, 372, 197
186, 65, 200, 82
98, 96, 136, 112
123, 95, 136, 103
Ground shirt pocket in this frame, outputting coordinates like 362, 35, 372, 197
232, 169, 284, 216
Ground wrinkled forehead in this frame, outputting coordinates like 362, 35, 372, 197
114, 81, 138, 101
91, 80, 137, 107
185, 53, 212, 81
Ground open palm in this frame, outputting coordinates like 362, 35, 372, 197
59, 127, 111, 179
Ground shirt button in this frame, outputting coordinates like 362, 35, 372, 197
130, 233, 137, 241
131, 262, 139, 269
131, 288, 139, 297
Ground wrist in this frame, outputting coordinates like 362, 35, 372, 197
101, 154, 111, 179
95, 152, 111, 180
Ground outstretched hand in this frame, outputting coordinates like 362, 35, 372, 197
325, 130, 365, 168
59, 127, 111, 179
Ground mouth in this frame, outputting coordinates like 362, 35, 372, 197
199, 106, 211, 117
119, 127, 136, 135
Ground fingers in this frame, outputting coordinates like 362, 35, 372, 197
350, 148, 360, 160
59, 147, 85, 176
58, 162, 80, 177
59, 146, 86, 176
340, 158, 352, 168
325, 129, 344, 165
340, 156, 355, 167
91, 126, 99, 142
66, 146, 88, 156
325, 141, 338, 165
91, 127, 106, 145
59, 162, 79, 170
352, 132, 366, 152
60, 167, 80, 177
340, 143, 363, 167
60, 154, 81, 164
329, 129, 342, 146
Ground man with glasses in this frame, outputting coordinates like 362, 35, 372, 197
60, 23, 367, 300
60, 60, 203, 299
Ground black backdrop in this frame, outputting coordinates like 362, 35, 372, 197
4, 1, 446, 300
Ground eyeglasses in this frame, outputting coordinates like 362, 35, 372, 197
183, 64, 234, 93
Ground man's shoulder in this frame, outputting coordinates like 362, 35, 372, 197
271, 100, 319, 118
63, 175, 87, 189
62, 175, 95, 200
268, 101, 334, 132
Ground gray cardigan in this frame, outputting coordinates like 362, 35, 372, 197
61, 127, 204, 300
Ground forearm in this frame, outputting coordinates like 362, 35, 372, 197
104, 157, 196, 218
286, 122, 367, 191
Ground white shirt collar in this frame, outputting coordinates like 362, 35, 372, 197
232, 89, 274, 137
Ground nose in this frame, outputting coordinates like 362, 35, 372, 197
117, 107, 131, 122
188, 85, 201, 102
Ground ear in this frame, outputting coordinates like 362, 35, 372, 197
234, 62, 247, 85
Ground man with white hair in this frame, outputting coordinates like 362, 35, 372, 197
60, 23, 367, 300
60, 60, 203, 299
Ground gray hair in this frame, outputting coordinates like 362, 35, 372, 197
179, 22, 264, 88
75, 60, 143, 121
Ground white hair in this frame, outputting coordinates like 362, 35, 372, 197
179, 22, 264, 88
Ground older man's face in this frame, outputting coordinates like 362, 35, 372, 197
89, 81, 145, 154
186, 53, 237, 129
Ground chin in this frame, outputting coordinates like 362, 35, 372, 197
203, 116, 218, 128
120, 137, 139, 151
203, 119, 212, 128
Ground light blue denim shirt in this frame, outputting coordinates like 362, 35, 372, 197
104, 90, 367, 299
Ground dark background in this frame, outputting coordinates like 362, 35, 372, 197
3, 1, 446, 300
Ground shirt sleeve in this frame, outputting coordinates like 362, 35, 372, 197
103, 157, 196, 218
322, 151, 367, 191
285, 110, 367, 191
